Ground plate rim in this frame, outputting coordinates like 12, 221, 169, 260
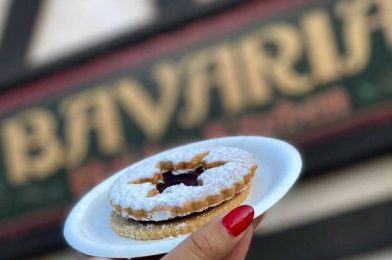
63, 136, 302, 257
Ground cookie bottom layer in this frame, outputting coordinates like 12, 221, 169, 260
111, 186, 251, 240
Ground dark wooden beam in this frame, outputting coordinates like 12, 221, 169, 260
0, 0, 42, 84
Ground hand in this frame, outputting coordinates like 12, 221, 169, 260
85, 205, 264, 260
163, 205, 261, 260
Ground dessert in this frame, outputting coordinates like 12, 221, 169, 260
108, 146, 257, 240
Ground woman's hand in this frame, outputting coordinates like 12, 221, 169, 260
163, 205, 260, 260
85, 205, 264, 260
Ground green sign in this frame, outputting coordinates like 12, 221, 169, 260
0, 0, 391, 237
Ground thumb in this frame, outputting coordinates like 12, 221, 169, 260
162, 205, 254, 260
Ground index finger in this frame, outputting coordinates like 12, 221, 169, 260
252, 213, 266, 229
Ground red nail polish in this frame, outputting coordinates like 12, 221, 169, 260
222, 205, 254, 236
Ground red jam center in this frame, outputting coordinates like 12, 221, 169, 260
156, 166, 204, 193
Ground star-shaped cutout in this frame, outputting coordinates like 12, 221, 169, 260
156, 165, 204, 193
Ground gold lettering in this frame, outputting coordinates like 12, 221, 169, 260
1, 108, 63, 186
336, 0, 392, 73
179, 44, 243, 128
302, 10, 342, 84
376, 0, 392, 47
264, 23, 313, 95
61, 87, 123, 168
116, 61, 180, 139
239, 31, 272, 106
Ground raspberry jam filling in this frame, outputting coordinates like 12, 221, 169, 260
156, 166, 204, 193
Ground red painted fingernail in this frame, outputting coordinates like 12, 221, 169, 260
222, 205, 254, 236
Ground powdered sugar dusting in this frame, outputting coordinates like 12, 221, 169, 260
109, 146, 256, 221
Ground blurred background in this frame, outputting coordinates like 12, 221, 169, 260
0, 0, 391, 259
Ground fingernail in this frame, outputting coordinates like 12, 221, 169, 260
222, 205, 254, 236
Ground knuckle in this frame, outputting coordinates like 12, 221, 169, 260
189, 232, 217, 259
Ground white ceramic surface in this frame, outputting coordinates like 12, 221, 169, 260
63, 136, 302, 258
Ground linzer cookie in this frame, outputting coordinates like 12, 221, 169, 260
108, 146, 257, 240
111, 187, 250, 240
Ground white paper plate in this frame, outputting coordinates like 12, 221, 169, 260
64, 136, 302, 258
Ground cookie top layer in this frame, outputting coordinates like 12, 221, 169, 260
109, 146, 256, 221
